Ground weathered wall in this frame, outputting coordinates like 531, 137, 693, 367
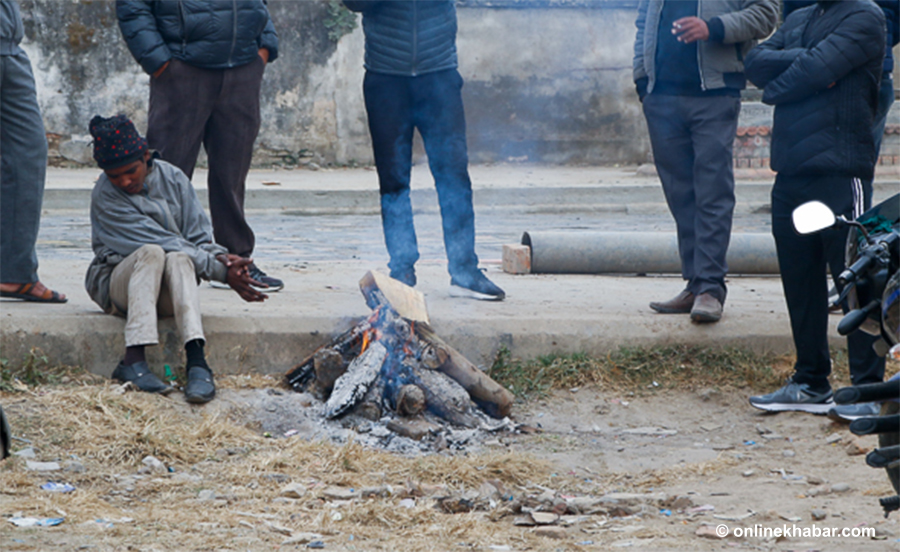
19, 0, 643, 166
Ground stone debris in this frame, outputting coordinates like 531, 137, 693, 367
281, 533, 323, 546
742, 470, 755, 477
783, 450, 796, 457
197, 489, 216, 501
534, 526, 567, 539
830, 483, 850, 493
695, 525, 724, 539
699, 423, 722, 432
811, 509, 827, 520
843, 437, 869, 456
825, 433, 843, 444
322, 486, 359, 500
530, 512, 560, 525
25, 461, 61, 471
620, 427, 677, 436
12, 447, 36, 458
140, 456, 167, 474
279, 483, 307, 499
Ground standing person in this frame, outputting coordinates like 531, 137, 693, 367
342, 0, 505, 301
0, 0, 66, 303
782, 0, 899, 211
86, 115, 268, 404
745, 0, 886, 415
115, 0, 283, 291
634, 0, 778, 322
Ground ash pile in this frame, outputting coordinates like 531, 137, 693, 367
284, 271, 517, 454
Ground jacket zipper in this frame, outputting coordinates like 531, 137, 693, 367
411, 0, 418, 76
696, 0, 706, 91
227, 0, 238, 67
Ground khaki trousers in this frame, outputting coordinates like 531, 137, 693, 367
109, 244, 204, 347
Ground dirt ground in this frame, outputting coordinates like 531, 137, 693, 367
1, 377, 898, 552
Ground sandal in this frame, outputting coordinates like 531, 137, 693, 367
0, 282, 67, 303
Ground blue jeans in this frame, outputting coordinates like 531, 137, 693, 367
363, 69, 479, 280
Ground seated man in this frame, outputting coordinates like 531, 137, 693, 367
85, 114, 267, 403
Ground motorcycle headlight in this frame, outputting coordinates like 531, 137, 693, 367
883, 271, 900, 346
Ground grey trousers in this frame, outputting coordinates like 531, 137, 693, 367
109, 245, 205, 348
0, 50, 47, 283
147, 58, 265, 258
642, 94, 739, 303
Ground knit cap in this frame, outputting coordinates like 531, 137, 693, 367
89, 114, 148, 170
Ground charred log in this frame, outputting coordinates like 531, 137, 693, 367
324, 341, 388, 419
313, 348, 346, 400
415, 323, 514, 418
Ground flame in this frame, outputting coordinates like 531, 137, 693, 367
361, 329, 372, 353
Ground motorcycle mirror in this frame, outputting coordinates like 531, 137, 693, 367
792, 201, 838, 234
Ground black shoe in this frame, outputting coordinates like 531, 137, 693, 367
111, 361, 173, 395
184, 365, 216, 404
450, 270, 506, 301
390, 268, 416, 287
248, 263, 284, 292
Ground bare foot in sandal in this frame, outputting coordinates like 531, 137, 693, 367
0, 281, 67, 303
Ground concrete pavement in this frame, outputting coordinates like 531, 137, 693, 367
2, 164, 896, 377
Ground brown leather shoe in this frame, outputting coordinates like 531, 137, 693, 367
691, 293, 723, 323
649, 290, 694, 314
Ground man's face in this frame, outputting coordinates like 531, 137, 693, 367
104, 150, 150, 194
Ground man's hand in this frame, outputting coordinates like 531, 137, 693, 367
152, 61, 170, 78
258, 48, 269, 65
217, 254, 268, 302
673, 17, 709, 44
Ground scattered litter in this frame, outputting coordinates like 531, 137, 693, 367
713, 510, 755, 522
488, 546, 511, 551
41, 482, 76, 493
284, 429, 299, 438
576, 541, 594, 546
743, 440, 756, 446
699, 424, 722, 432
26, 461, 61, 471
659, 509, 672, 517
398, 498, 416, 509
261, 181, 281, 186
307, 541, 325, 549
783, 450, 796, 458
686, 504, 715, 514
779, 513, 802, 522
825, 433, 842, 444
330, 511, 343, 521
742, 470, 755, 477
9, 517, 64, 527
695, 525, 724, 539
620, 427, 677, 436
12, 447, 36, 458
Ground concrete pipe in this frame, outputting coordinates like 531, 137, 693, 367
522, 231, 779, 275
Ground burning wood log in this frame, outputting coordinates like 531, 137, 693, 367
397, 384, 426, 416
324, 341, 387, 419
415, 323, 514, 419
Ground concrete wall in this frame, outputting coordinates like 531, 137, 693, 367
19, 0, 649, 167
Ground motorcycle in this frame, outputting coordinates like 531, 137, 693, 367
792, 193, 899, 517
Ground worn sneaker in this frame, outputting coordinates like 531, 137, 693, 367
450, 270, 505, 301
827, 402, 881, 423
749, 380, 834, 414
248, 263, 283, 292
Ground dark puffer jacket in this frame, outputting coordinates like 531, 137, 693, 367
116, 0, 278, 74
745, 0, 885, 179
343, 0, 457, 76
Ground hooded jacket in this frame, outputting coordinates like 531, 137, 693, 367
744, 0, 886, 178
85, 158, 228, 312
634, 0, 779, 93
116, 0, 278, 75
343, 0, 458, 76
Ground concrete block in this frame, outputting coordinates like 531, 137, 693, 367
502, 244, 531, 274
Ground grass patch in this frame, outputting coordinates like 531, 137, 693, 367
488, 345, 857, 399
0, 347, 90, 392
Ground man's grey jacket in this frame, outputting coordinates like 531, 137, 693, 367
85, 159, 228, 312
634, 0, 779, 93
0, 0, 23, 55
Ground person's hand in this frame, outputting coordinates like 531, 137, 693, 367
673, 17, 709, 44
258, 48, 269, 65
152, 61, 170, 78
217, 254, 268, 302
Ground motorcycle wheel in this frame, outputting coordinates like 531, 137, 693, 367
880, 401, 900, 494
